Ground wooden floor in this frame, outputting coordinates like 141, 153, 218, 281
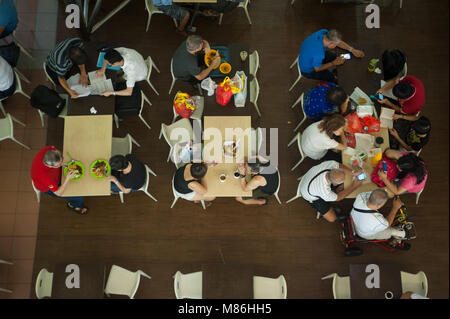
30, 0, 448, 298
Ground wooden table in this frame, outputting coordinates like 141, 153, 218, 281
349, 264, 403, 299
62, 115, 113, 197
203, 116, 252, 197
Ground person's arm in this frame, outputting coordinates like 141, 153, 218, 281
194, 56, 220, 81
335, 179, 363, 201
378, 78, 399, 94
377, 170, 407, 195
314, 57, 344, 72
385, 197, 403, 226
389, 128, 413, 152
336, 41, 365, 58
78, 64, 89, 87
378, 98, 402, 113
102, 86, 133, 97
384, 148, 404, 160
58, 77, 79, 99
53, 170, 76, 196
96, 60, 107, 77
393, 114, 419, 122
188, 180, 208, 195
107, 175, 131, 193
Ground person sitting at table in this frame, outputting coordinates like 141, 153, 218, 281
151, 0, 190, 35
299, 160, 363, 222
235, 156, 279, 206
377, 150, 428, 196
174, 162, 216, 206
389, 115, 431, 152
45, 37, 89, 99
303, 82, 350, 120
97, 47, 147, 97
378, 75, 425, 116
0, 0, 18, 39
301, 113, 348, 162
0, 55, 16, 99
298, 29, 365, 83
378, 49, 407, 95
31, 146, 88, 215
108, 154, 146, 193
172, 35, 220, 86
350, 190, 409, 249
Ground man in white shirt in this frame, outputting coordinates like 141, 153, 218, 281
97, 48, 148, 97
350, 189, 406, 242
299, 160, 363, 222
0, 55, 15, 99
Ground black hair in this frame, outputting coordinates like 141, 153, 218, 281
326, 86, 348, 107
69, 46, 88, 65
190, 163, 208, 179
109, 155, 128, 171
381, 49, 407, 81
412, 116, 431, 135
248, 158, 271, 173
104, 49, 123, 64
393, 82, 415, 99
395, 153, 427, 185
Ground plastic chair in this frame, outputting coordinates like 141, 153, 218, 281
289, 55, 303, 92
172, 96, 205, 128
291, 93, 307, 132
111, 133, 141, 157
35, 268, 53, 299
170, 174, 206, 210
286, 175, 304, 204
145, 56, 160, 95
415, 188, 424, 205
273, 170, 282, 205
287, 132, 306, 171
249, 50, 260, 77
0, 259, 13, 294
144, 0, 178, 32
31, 180, 41, 203
36, 93, 69, 128
43, 61, 57, 89
249, 77, 261, 117
159, 118, 193, 162
400, 271, 428, 297
218, 0, 252, 25
253, 275, 287, 299
0, 71, 31, 117
118, 164, 157, 203
173, 271, 203, 299
113, 91, 152, 130
0, 113, 30, 150
321, 273, 351, 299
14, 68, 30, 84
104, 265, 151, 299
12, 31, 33, 60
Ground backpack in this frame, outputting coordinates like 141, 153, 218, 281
30, 85, 65, 117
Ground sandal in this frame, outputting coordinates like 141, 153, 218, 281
67, 203, 88, 215
257, 198, 269, 206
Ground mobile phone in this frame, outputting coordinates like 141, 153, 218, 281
340, 53, 351, 60
382, 161, 387, 173
357, 173, 366, 181
377, 93, 384, 100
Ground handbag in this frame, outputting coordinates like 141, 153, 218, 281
216, 77, 234, 106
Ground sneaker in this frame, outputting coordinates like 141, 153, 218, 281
394, 242, 411, 251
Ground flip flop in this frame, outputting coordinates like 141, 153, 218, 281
67, 203, 88, 215
257, 197, 269, 206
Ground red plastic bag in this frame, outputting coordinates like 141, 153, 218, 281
216, 77, 234, 106
345, 113, 364, 134
371, 156, 399, 187
174, 92, 193, 118
362, 116, 381, 133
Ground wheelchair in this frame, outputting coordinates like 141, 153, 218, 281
339, 205, 416, 256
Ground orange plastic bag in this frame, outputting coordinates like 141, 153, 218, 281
362, 116, 381, 133
345, 113, 364, 134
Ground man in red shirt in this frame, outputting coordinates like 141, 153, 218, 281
31, 146, 88, 215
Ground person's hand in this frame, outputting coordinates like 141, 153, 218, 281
392, 114, 403, 121
393, 196, 404, 210
378, 98, 388, 105
333, 57, 345, 66
238, 163, 246, 175
376, 88, 384, 95
69, 89, 79, 99
352, 49, 365, 58
101, 91, 114, 97
377, 169, 388, 181
352, 178, 364, 187
389, 128, 400, 138
96, 69, 105, 78
66, 170, 77, 180
80, 73, 89, 87
211, 56, 220, 68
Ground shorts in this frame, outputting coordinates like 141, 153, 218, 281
308, 198, 332, 215
156, 5, 188, 20
242, 188, 270, 200
174, 189, 196, 201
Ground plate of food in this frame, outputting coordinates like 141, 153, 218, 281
64, 160, 85, 181
223, 140, 239, 158
204, 49, 221, 69
219, 62, 231, 74
90, 159, 111, 179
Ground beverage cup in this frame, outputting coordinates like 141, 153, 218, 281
240, 51, 248, 62
219, 174, 227, 183
384, 291, 394, 299
234, 171, 240, 179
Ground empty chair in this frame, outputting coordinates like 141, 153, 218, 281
145, 56, 160, 95
144, 0, 178, 32
36, 93, 69, 128
400, 271, 428, 297
160, 118, 193, 162
104, 265, 151, 299
218, 0, 252, 25
113, 91, 152, 130
173, 271, 203, 299
43, 61, 56, 89
35, 268, 53, 299
289, 55, 303, 92
249, 50, 260, 77
31, 180, 41, 203
249, 77, 261, 117
291, 93, 307, 132
0, 70, 31, 116
0, 113, 30, 150
321, 273, 351, 299
170, 174, 206, 210
253, 275, 287, 299
112, 133, 140, 157
287, 132, 306, 171
118, 164, 157, 203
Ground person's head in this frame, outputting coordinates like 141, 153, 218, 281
328, 169, 345, 186
109, 155, 129, 171
393, 81, 415, 101
43, 149, 63, 168
412, 116, 431, 137
69, 46, 88, 66
324, 29, 342, 49
190, 163, 208, 179
246, 158, 271, 175
186, 35, 204, 53
396, 153, 427, 185
381, 49, 407, 81
104, 49, 124, 67
368, 189, 389, 210
326, 86, 349, 108
318, 113, 347, 137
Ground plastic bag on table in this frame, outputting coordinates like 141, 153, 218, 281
201, 77, 217, 96
174, 91, 195, 118
345, 112, 364, 134
216, 77, 234, 106
362, 116, 381, 133
371, 156, 399, 187
229, 73, 242, 94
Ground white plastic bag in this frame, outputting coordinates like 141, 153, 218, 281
201, 77, 217, 96
233, 71, 247, 107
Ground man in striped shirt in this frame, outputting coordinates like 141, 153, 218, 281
45, 38, 89, 98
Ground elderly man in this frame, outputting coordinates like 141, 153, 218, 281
172, 35, 220, 86
31, 146, 88, 215
350, 190, 409, 249
299, 160, 363, 222
0, 0, 18, 39
298, 29, 365, 82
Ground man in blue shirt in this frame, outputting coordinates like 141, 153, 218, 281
152, 0, 190, 34
298, 29, 365, 82
0, 0, 18, 39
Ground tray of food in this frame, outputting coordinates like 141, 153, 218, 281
208, 46, 231, 78
90, 159, 111, 179
64, 160, 85, 181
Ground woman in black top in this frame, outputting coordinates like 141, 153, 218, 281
173, 162, 216, 204
108, 154, 146, 193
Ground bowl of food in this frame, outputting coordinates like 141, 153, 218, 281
64, 160, 85, 181
219, 62, 231, 74
204, 49, 221, 69
90, 159, 111, 179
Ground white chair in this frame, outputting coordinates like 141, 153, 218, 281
289, 55, 303, 92
145, 0, 178, 32
113, 91, 152, 130
286, 176, 303, 204
160, 118, 193, 162
118, 164, 157, 203
31, 180, 41, 203
0, 260, 13, 294
0, 71, 31, 117
321, 273, 351, 299
249, 77, 261, 117
0, 113, 30, 150
273, 170, 282, 204
168, 58, 177, 95
291, 0, 296, 4
292, 93, 307, 132
400, 271, 428, 297
43, 61, 56, 89
287, 132, 306, 171
170, 174, 206, 210
12, 31, 33, 60
173, 271, 203, 299
415, 188, 424, 205
111, 133, 140, 157
218, 0, 252, 25
104, 265, 151, 299
14, 68, 30, 84
253, 275, 287, 299
35, 268, 53, 299
249, 50, 260, 77
145, 56, 160, 95
36, 93, 69, 128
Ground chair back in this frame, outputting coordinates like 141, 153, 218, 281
0, 114, 13, 140
35, 268, 53, 299
145, 56, 153, 80
105, 265, 141, 299
170, 58, 175, 81
43, 61, 56, 88
249, 77, 259, 104
333, 274, 351, 299
140, 165, 152, 193
253, 275, 287, 299
31, 180, 41, 203
249, 50, 259, 76
111, 134, 132, 157
297, 132, 305, 158
400, 271, 428, 297
173, 271, 203, 299
166, 119, 194, 147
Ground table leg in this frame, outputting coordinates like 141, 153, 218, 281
187, 3, 201, 32
83, 0, 90, 28
90, 0, 133, 34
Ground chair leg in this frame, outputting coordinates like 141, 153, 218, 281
218, 13, 223, 25
274, 194, 282, 205
130, 135, 141, 147
253, 102, 261, 117
11, 115, 26, 127
170, 196, 179, 208
152, 58, 160, 73
14, 68, 30, 84
0, 288, 13, 293
289, 75, 301, 92
201, 200, 206, 210
139, 115, 151, 130
243, 7, 252, 25
167, 147, 173, 162
144, 191, 158, 202
288, 134, 298, 147
119, 192, 124, 203
316, 212, 321, 220
147, 166, 157, 176
146, 12, 152, 32
286, 195, 299, 204
113, 114, 119, 129
15, 40, 34, 60
172, 112, 177, 124
294, 117, 306, 132
168, 78, 176, 95
11, 137, 30, 150
289, 58, 297, 69
173, 18, 178, 28
197, 84, 202, 96
159, 127, 163, 139
147, 79, 159, 95
0, 102, 5, 117
291, 157, 304, 171
39, 110, 45, 127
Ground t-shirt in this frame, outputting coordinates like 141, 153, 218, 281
115, 47, 148, 88
301, 121, 339, 160
0, 55, 14, 91
399, 76, 425, 115
298, 29, 328, 74
393, 118, 430, 152
299, 160, 339, 203
112, 154, 146, 190
172, 40, 202, 81
303, 82, 338, 119
396, 151, 428, 193
46, 38, 83, 77
31, 146, 62, 193
0, 0, 18, 38
350, 192, 389, 238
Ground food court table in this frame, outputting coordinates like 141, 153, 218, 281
62, 115, 113, 196
203, 116, 252, 197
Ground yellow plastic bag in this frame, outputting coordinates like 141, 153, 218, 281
174, 92, 196, 111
